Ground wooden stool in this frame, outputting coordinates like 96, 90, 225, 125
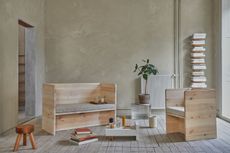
13, 124, 37, 152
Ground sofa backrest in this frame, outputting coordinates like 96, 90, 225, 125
44, 83, 116, 105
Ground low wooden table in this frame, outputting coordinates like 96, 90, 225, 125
105, 126, 137, 140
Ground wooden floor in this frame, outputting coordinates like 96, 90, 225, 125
1, 115, 230, 153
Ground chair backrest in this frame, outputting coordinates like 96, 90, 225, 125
165, 88, 188, 107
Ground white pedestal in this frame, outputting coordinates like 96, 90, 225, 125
131, 104, 151, 119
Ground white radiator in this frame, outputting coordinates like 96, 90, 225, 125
141, 75, 174, 109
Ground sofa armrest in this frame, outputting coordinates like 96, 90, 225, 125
184, 89, 216, 113
184, 89, 216, 140
42, 84, 56, 135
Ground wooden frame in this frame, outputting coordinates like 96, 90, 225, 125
42, 83, 117, 135
165, 88, 217, 141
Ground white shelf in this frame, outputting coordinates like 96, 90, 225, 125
193, 33, 207, 39
191, 53, 206, 58
191, 33, 207, 88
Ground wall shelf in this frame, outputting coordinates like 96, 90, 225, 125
191, 33, 207, 88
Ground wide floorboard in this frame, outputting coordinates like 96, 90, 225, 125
1, 115, 230, 153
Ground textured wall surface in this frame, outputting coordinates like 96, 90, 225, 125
180, 0, 215, 88
0, 0, 219, 133
0, 0, 45, 133
45, 0, 175, 109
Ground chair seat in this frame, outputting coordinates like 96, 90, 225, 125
167, 106, 185, 117
16, 124, 34, 134
56, 103, 115, 114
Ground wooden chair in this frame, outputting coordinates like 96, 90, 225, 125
13, 124, 37, 152
165, 88, 217, 141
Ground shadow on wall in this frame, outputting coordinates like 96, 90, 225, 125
183, 35, 193, 87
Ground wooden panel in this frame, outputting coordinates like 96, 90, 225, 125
54, 84, 101, 105
165, 88, 188, 107
185, 89, 217, 141
18, 25, 25, 55
42, 83, 117, 135
19, 74, 25, 83
52, 83, 101, 88
42, 84, 55, 135
19, 65, 25, 72
56, 110, 115, 131
18, 25, 25, 109
100, 83, 117, 103
18, 55, 25, 64
166, 115, 185, 134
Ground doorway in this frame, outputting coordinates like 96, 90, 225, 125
220, 0, 230, 121
18, 20, 36, 123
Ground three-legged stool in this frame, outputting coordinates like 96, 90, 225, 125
13, 124, 37, 152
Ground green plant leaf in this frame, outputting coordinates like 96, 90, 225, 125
133, 64, 138, 72
143, 74, 148, 80
133, 59, 159, 79
138, 71, 142, 76
147, 59, 149, 63
149, 64, 155, 68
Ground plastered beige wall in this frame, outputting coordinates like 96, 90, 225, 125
180, 0, 216, 88
0, 0, 45, 133
0, 0, 219, 133
45, 0, 175, 109
45, 0, 217, 110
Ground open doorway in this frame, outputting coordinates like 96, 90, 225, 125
220, 0, 230, 122
18, 20, 36, 123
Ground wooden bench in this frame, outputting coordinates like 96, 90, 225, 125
165, 88, 217, 141
42, 83, 117, 135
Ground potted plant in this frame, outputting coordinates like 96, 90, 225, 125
133, 59, 159, 104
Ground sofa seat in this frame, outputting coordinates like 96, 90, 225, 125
166, 106, 185, 117
56, 103, 115, 115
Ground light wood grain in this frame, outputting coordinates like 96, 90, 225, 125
42, 83, 117, 135
166, 115, 185, 134
165, 88, 188, 107
56, 111, 114, 131
185, 89, 216, 141
42, 84, 55, 135
166, 88, 217, 141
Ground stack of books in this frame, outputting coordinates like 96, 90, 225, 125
69, 128, 98, 145
191, 33, 207, 88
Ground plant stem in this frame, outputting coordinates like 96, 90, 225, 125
145, 79, 148, 94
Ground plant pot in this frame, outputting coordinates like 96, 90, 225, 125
138, 94, 150, 104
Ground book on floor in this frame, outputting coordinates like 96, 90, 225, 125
69, 138, 98, 145
71, 133, 97, 141
70, 128, 98, 145
75, 128, 92, 134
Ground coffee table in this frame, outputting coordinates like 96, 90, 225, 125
105, 125, 137, 140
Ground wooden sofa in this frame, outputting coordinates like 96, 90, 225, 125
42, 83, 117, 135
165, 88, 216, 141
